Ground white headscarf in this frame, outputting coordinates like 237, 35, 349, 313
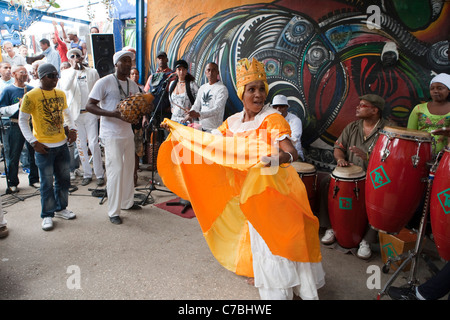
430, 73, 450, 90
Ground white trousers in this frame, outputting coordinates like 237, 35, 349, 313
75, 113, 104, 179
103, 136, 135, 217
0, 201, 6, 227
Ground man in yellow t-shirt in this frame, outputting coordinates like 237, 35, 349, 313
19, 63, 78, 231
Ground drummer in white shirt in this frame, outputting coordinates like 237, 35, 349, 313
271, 94, 305, 160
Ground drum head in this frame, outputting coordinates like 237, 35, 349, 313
382, 126, 431, 140
332, 165, 366, 180
291, 161, 316, 173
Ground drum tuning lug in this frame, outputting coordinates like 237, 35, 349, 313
332, 185, 339, 198
353, 187, 360, 200
411, 155, 420, 168
381, 149, 390, 162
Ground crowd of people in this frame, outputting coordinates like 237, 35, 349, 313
0, 22, 449, 300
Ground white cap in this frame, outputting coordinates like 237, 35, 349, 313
113, 50, 135, 65
67, 29, 77, 35
430, 73, 450, 90
67, 48, 82, 59
272, 94, 289, 106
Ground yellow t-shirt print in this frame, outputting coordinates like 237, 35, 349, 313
20, 88, 68, 144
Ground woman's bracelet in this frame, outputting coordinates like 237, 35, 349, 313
280, 151, 294, 168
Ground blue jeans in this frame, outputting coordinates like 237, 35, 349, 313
34, 144, 70, 218
4, 122, 39, 187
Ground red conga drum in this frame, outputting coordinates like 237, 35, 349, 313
366, 126, 431, 234
430, 146, 450, 261
328, 165, 367, 248
292, 161, 317, 204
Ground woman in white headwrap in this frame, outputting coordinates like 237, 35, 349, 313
407, 73, 450, 155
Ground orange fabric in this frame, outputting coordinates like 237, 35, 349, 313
157, 119, 322, 276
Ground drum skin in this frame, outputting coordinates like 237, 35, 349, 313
430, 148, 450, 261
366, 128, 431, 234
328, 166, 367, 248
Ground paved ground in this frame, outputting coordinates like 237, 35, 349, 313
0, 165, 446, 301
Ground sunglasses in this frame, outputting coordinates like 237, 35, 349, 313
45, 73, 60, 79
70, 54, 81, 59
356, 104, 374, 109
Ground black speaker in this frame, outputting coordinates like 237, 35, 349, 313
90, 34, 115, 78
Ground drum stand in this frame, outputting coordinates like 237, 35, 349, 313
377, 154, 443, 300
135, 79, 173, 206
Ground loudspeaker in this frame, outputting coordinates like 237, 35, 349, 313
90, 34, 115, 78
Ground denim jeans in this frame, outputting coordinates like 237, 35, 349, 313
34, 144, 70, 218
4, 122, 39, 187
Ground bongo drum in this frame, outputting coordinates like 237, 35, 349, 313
291, 162, 317, 204
328, 165, 367, 248
430, 146, 450, 260
365, 126, 432, 234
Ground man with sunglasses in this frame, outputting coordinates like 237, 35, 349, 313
318, 94, 391, 259
59, 49, 104, 187
18, 63, 77, 231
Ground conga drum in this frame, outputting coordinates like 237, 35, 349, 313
328, 165, 367, 248
430, 146, 450, 260
291, 162, 317, 204
366, 126, 431, 234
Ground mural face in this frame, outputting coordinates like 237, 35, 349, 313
146, 0, 450, 169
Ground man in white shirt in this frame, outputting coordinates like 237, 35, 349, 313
272, 95, 304, 160
184, 62, 228, 132
58, 48, 104, 187
86, 51, 142, 225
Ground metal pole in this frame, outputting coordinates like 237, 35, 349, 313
136, 0, 145, 85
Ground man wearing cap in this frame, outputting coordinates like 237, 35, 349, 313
65, 29, 87, 60
86, 50, 142, 225
318, 94, 391, 259
271, 94, 305, 160
143, 51, 173, 126
59, 48, 104, 187
19, 63, 77, 231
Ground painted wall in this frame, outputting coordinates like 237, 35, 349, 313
146, 0, 450, 169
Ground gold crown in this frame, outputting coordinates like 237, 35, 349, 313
236, 57, 267, 88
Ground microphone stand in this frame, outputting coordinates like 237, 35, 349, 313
135, 74, 174, 205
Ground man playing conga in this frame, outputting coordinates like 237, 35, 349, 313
86, 51, 142, 225
318, 94, 391, 259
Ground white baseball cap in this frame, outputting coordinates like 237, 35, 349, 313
113, 50, 135, 65
272, 94, 289, 106
67, 48, 82, 59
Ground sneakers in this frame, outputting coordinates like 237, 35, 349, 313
357, 239, 372, 259
321, 229, 335, 244
109, 216, 122, 225
70, 172, 76, 181
42, 217, 53, 231
388, 286, 419, 300
0, 226, 9, 238
8, 186, 18, 193
29, 182, 40, 188
81, 177, 92, 186
96, 177, 105, 186
54, 209, 76, 220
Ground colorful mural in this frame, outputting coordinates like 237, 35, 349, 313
146, 0, 450, 169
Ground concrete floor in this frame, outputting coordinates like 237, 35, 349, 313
0, 166, 446, 301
